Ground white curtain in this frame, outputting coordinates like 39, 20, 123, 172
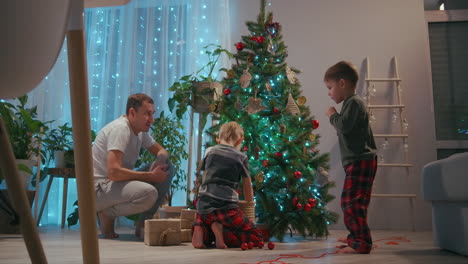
25, 0, 231, 226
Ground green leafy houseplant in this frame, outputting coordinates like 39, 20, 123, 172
138, 111, 189, 206
43, 123, 73, 168
168, 44, 233, 123
0, 95, 50, 184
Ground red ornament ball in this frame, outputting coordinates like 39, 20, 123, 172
275, 152, 283, 158
250, 36, 257, 41
296, 203, 303, 210
292, 197, 298, 206
273, 107, 279, 114
235, 42, 245, 51
243, 146, 248, 152
312, 120, 320, 129
241, 242, 248, 250
294, 171, 302, 179
224, 88, 231, 95
248, 242, 254, 249
304, 203, 312, 212
262, 160, 269, 167
258, 241, 264, 248
268, 242, 275, 250
256, 36, 265, 44
308, 198, 317, 208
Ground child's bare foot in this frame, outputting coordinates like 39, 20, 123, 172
98, 211, 119, 239
338, 237, 348, 244
192, 226, 206, 249
210, 222, 227, 249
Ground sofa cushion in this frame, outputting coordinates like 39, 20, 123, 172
422, 152, 468, 201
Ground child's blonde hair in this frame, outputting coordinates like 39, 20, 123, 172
218, 121, 244, 143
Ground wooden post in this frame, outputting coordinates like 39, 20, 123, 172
66, 2, 100, 261
0, 118, 48, 264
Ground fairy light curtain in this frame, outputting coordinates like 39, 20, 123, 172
25, 0, 231, 226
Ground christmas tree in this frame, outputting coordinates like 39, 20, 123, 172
204, 0, 338, 241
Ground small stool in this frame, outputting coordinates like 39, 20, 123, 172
37, 168, 75, 228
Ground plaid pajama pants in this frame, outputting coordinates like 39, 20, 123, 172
194, 208, 263, 248
341, 158, 377, 254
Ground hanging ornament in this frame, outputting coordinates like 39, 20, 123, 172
280, 123, 286, 134
265, 21, 281, 38
308, 198, 317, 208
370, 111, 377, 123
243, 145, 248, 152
223, 88, 231, 95
265, 82, 272, 92
294, 171, 302, 179
317, 167, 330, 187
286, 66, 298, 84
239, 70, 252, 88
392, 110, 398, 123
262, 160, 269, 167
312, 120, 320, 129
256, 36, 265, 44
208, 104, 216, 112
245, 97, 266, 115
255, 172, 264, 183
250, 36, 257, 41
275, 152, 283, 158
247, 53, 255, 63
296, 96, 307, 106
234, 99, 243, 111
267, 38, 275, 55
226, 69, 236, 79
403, 118, 409, 131
309, 133, 316, 141
286, 93, 300, 115
272, 107, 279, 114
292, 197, 298, 206
304, 203, 312, 212
296, 203, 303, 210
382, 138, 389, 150
254, 145, 260, 160
235, 42, 245, 51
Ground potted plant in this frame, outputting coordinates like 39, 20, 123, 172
43, 123, 73, 168
168, 44, 232, 123
0, 95, 49, 188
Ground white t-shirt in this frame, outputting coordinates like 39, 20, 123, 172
92, 116, 155, 180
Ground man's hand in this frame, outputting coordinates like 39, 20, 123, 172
326, 106, 337, 117
148, 163, 169, 183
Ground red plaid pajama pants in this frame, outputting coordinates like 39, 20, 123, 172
341, 158, 377, 254
194, 208, 263, 248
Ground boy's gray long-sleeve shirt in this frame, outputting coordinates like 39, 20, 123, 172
329, 94, 377, 166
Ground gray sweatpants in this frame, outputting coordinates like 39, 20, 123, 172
94, 159, 175, 221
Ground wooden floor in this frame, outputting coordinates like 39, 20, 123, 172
1, 228, 466, 264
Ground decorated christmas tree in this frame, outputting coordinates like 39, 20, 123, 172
206, 0, 338, 241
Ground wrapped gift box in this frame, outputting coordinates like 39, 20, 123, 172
144, 219, 181, 246
180, 229, 192, 242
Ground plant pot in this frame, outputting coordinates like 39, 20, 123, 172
54, 150, 66, 168
192, 81, 223, 113
14, 159, 36, 190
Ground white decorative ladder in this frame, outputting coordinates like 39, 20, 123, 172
365, 56, 416, 231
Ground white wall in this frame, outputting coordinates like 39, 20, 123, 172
229, 0, 436, 230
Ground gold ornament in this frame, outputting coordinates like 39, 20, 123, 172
208, 104, 216, 112
309, 133, 316, 141
239, 70, 252, 88
286, 93, 300, 115
286, 66, 298, 84
255, 172, 264, 183
265, 82, 272, 92
227, 69, 236, 79
245, 97, 266, 115
297, 96, 306, 106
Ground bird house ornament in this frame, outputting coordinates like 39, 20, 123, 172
245, 97, 266, 115
239, 70, 252, 88
286, 93, 300, 115
286, 66, 298, 84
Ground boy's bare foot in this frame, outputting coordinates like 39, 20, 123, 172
338, 237, 348, 244
98, 211, 119, 239
211, 222, 227, 249
192, 226, 206, 249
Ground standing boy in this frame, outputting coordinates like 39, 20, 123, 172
192, 121, 262, 249
325, 61, 377, 254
